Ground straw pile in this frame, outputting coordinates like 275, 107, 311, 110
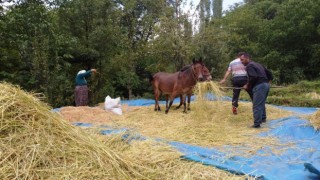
305, 92, 320, 99
0, 82, 248, 179
100, 136, 246, 179
194, 81, 225, 101
60, 106, 118, 124
310, 109, 320, 130
95, 81, 293, 157
0, 82, 145, 179
112, 101, 292, 155
59, 104, 140, 124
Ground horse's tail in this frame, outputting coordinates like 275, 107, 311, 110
148, 73, 154, 83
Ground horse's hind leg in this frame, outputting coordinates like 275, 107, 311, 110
175, 95, 183, 109
154, 89, 161, 111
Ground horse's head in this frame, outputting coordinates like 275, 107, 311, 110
202, 66, 212, 81
192, 57, 206, 81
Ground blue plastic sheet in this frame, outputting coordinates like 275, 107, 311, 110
167, 115, 320, 179
72, 122, 93, 127
273, 106, 318, 115
120, 94, 232, 106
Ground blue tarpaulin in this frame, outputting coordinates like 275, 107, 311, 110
120, 94, 231, 106
65, 97, 319, 179
166, 115, 320, 179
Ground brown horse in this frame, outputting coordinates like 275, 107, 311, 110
171, 65, 212, 110
150, 58, 207, 113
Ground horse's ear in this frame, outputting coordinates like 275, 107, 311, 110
192, 58, 196, 64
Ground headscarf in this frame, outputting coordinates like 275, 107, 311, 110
77, 70, 86, 75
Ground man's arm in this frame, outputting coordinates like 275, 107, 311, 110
219, 69, 231, 84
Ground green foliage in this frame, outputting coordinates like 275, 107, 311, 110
232, 80, 320, 107
218, 0, 320, 83
1, 0, 320, 107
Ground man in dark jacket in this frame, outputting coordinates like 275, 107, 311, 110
240, 53, 273, 128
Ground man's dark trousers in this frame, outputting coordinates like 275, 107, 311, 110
232, 76, 252, 107
252, 82, 270, 126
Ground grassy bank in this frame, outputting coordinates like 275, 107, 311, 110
268, 80, 320, 107
228, 80, 320, 107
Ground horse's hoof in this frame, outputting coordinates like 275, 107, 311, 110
165, 110, 168, 114
183, 111, 187, 113
187, 108, 191, 111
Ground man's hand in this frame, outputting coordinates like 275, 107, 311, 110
219, 79, 226, 84
243, 84, 248, 90
91, 69, 97, 73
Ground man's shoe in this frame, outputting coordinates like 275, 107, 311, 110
251, 124, 261, 128
232, 106, 237, 115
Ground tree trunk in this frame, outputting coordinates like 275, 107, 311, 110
128, 85, 133, 100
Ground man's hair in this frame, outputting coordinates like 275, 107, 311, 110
237, 52, 245, 57
242, 52, 251, 59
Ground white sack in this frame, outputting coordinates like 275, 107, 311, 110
104, 95, 122, 115
104, 96, 121, 109
111, 107, 123, 115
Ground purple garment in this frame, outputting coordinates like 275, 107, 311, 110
75, 85, 88, 106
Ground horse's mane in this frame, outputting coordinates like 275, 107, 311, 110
178, 64, 192, 79
178, 59, 203, 78
180, 64, 191, 72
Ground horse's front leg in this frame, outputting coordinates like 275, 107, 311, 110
181, 94, 187, 113
187, 94, 191, 111
165, 95, 169, 109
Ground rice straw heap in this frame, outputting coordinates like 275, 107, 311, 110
193, 81, 225, 102
0, 82, 146, 179
107, 81, 293, 157
0, 82, 247, 179
310, 109, 320, 130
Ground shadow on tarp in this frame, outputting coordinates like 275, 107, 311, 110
65, 97, 319, 179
